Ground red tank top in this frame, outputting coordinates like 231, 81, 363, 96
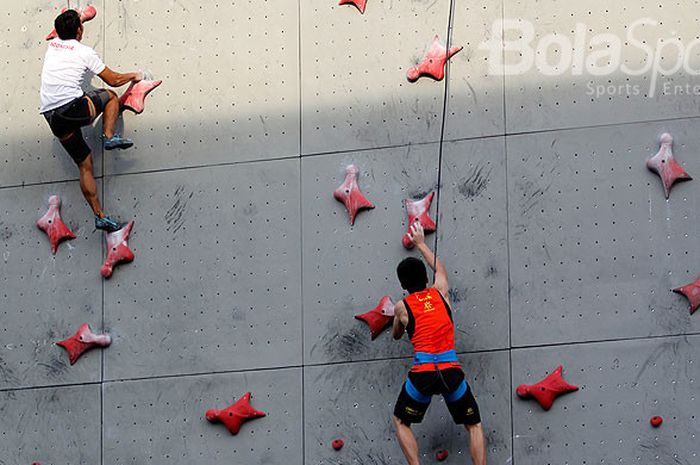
403, 288, 460, 372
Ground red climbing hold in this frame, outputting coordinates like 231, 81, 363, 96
37, 195, 76, 255
332, 439, 345, 450
355, 296, 395, 340
119, 79, 162, 115
100, 221, 135, 278
402, 192, 436, 249
436, 449, 449, 461
646, 133, 692, 199
672, 274, 700, 315
339, 0, 367, 14
407, 36, 462, 82
205, 392, 266, 435
516, 366, 579, 411
650, 416, 663, 427
56, 323, 111, 365
333, 164, 375, 225
46, 5, 97, 41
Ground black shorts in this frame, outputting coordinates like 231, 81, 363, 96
43, 89, 111, 164
394, 368, 481, 425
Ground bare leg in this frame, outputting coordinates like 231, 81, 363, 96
393, 416, 421, 465
77, 154, 103, 217
465, 423, 487, 465
102, 90, 119, 139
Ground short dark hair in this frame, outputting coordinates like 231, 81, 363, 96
55, 10, 81, 40
397, 257, 428, 293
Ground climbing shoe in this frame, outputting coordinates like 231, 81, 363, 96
104, 134, 133, 151
95, 215, 123, 233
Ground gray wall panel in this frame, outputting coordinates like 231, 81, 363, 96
444, 0, 505, 141
1, 2, 103, 187
437, 138, 510, 351
305, 352, 512, 465
103, 0, 300, 174
508, 121, 700, 346
103, 159, 302, 380
104, 368, 302, 465
512, 336, 699, 465
302, 145, 439, 365
0, 384, 101, 465
301, 0, 450, 155
0, 183, 103, 389
504, 1, 700, 133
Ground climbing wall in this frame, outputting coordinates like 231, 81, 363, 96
1, 1, 699, 464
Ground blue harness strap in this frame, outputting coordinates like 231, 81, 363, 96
444, 380, 468, 403
413, 349, 459, 365
405, 378, 431, 404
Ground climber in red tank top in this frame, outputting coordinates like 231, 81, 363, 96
391, 221, 487, 465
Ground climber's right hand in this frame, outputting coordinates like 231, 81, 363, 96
407, 220, 425, 246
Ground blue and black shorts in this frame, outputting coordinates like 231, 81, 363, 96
394, 368, 481, 425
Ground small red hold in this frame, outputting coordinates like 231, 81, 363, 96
646, 133, 692, 199
673, 274, 700, 315
205, 392, 266, 435
56, 323, 111, 365
407, 35, 462, 82
333, 164, 375, 225
37, 195, 76, 255
436, 449, 449, 461
650, 416, 663, 427
332, 439, 345, 450
402, 192, 436, 249
46, 5, 97, 41
339, 0, 367, 14
119, 80, 163, 114
100, 221, 135, 278
355, 296, 395, 340
516, 366, 579, 411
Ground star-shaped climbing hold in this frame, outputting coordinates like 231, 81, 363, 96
355, 295, 395, 340
339, 0, 367, 14
402, 192, 436, 249
119, 79, 163, 115
206, 392, 266, 435
516, 365, 578, 411
37, 195, 76, 255
334, 164, 375, 225
100, 221, 135, 278
407, 35, 462, 82
646, 133, 692, 199
56, 323, 111, 365
46, 6, 97, 41
673, 274, 700, 314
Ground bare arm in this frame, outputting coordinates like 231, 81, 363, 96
407, 221, 449, 296
392, 301, 408, 340
98, 67, 142, 88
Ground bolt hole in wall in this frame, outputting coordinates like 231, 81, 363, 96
1, 1, 700, 465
